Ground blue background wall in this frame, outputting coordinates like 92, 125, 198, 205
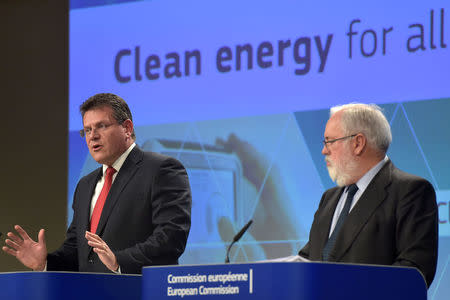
68, 1, 450, 298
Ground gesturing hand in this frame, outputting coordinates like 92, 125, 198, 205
85, 231, 119, 272
2, 225, 47, 271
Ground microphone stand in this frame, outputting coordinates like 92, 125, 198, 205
225, 220, 253, 263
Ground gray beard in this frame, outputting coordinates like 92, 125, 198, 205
326, 151, 358, 187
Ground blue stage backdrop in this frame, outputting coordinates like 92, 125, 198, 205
69, 1, 450, 298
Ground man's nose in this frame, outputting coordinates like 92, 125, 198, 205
322, 144, 329, 155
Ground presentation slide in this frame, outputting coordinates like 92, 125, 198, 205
69, 0, 449, 297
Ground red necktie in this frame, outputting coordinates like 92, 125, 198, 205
90, 166, 116, 233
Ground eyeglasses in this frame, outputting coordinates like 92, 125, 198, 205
322, 134, 357, 150
80, 122, 117, 138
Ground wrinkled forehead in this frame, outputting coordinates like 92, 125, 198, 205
82, 106, 115, 126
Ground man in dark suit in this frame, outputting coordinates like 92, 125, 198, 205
298, 103, 438, 287
3, 93, 191, 274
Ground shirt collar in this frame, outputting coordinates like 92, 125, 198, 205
102, 143, 136, 175
354, 155, 389, 193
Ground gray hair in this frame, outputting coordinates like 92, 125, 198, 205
330, 103, 392, 154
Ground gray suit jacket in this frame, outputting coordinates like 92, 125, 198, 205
47, 147, 192, 274
299, 160, 438, 287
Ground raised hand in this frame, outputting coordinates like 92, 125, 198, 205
85, 231, 119, 272
3, 225, 47, 271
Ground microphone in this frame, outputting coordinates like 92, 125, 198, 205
225, 220, 253, 263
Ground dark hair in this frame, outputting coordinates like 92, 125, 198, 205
80, 93, 135, 139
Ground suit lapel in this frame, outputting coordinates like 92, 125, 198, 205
332, 161, 393, 261
82, 169, 103, 230
317, 187, 345, 256
80, 168, 102, 260
95, 147, 143, 236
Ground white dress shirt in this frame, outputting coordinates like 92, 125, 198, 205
90, 143, 136, 218
328, 156, 389, 237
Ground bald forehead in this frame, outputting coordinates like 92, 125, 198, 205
324, 110, 344, 138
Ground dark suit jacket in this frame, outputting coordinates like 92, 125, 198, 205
47, 146, 191, 274
299, 160, 438, 287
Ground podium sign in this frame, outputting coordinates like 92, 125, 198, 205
142, 262, 427, 300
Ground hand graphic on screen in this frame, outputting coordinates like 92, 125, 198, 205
216, 133, 300, 259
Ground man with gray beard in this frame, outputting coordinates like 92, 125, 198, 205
298, 103, 438, 288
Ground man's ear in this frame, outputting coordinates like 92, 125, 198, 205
353, 133, 366, 156
122, 119, 134, 138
